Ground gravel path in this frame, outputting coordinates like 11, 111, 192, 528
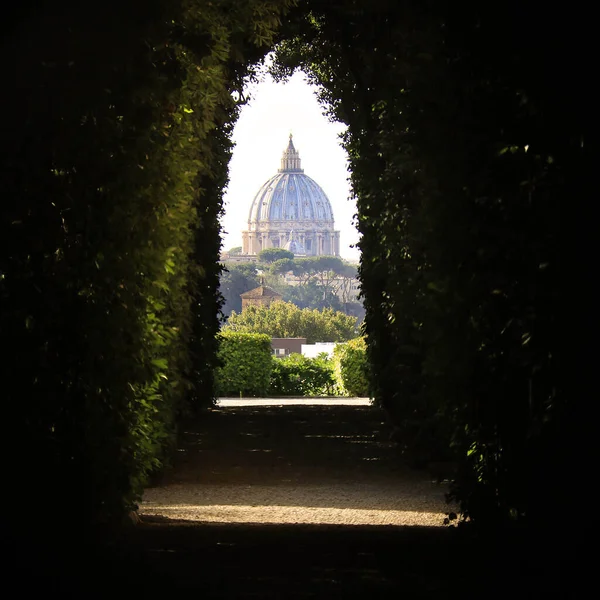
140, 400, 454, 527
33, 400, 565, 598
16, 399, 569, 599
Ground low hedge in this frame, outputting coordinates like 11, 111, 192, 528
215, 332, 272, 396
215, 334, 373, 398
269, 353, 337, 396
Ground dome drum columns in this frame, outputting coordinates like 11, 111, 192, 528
242, 229, 340, 257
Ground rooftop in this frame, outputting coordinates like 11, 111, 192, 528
240, 285, 283, 299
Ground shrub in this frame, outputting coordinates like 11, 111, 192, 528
215, 332, 272, 397
269, 353, 337, 396
333, 337, 371, 397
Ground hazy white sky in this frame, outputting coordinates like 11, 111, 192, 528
220, 69, 360, 261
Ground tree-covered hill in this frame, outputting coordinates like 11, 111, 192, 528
219, 256, 363, 318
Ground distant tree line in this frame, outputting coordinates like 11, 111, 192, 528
223, 300, 358, 343
219, 250, 363, 319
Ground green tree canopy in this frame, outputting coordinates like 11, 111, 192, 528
219, 263, 259, 317
281, 279, 344, 312
223, 301, 357, 343
269, 256, 346, 279
267, 255, 361, 313
257, 248, 295, 263
269, 257, 298, 276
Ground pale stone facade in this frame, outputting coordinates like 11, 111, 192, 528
242, 135, 341, 257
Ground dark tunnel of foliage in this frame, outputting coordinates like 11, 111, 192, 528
1, 0, 589, 546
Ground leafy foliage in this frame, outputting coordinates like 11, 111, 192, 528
224, 301, 357, 343
269, 353, 336, 396
3, 0, 586, 542
273, 0, 586, 531
219, 262, 260, 317
220, 256, 360, 316
333, 338, 371, 397
2, 0, 297, 532
215, 332, 273, 397
257, 248, 295, 263
280, 279, 344, 312
267, 255, 359, 312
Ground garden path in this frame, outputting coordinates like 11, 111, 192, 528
140, 399, 452, 527
37, 400, 570, 597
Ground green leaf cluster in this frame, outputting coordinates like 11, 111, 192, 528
219, 262, 260, 317
333, 337, 371, 397
257, 247, 294, 263
269, 353, 337, 396
224, 301, 357, 343
219, 256, 361, 316
215, 332, 273, 396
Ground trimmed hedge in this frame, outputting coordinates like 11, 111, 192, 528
274, 2, 585, 529
269, 353, 336, 396
215, 332, 272, 397
3, 0, 297, 533
333, 338, 371, 397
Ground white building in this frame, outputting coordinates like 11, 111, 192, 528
301, 342, 337, 358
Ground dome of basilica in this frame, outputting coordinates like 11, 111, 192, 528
242, 135, 340, 257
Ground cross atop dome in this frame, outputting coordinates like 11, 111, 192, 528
279, 133, 304, 173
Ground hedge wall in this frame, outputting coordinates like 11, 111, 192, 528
3, 0, 586, 546
273, 0, 586, 532
2, 0, 296, 536
215, 332, 273, 397
269, 353, 336, 396
333, 338, 371, 397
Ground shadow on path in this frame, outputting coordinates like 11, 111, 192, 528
16, 401, 577, 597
141, 403, 450, 524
